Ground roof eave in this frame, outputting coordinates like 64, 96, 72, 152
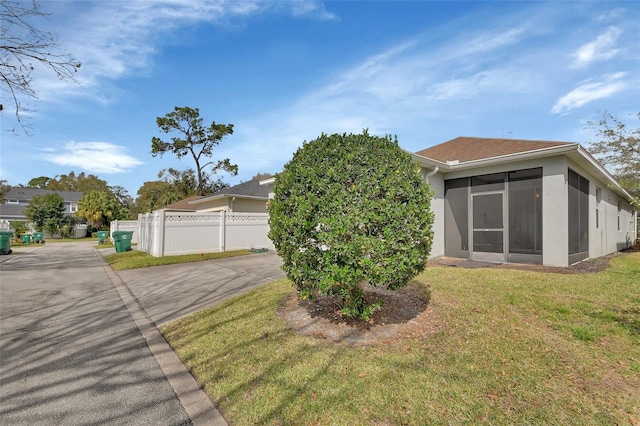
189, 194, 268, 205
572, 146, 633, 201
414, 143, 580, 171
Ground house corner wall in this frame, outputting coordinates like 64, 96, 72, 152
542, 157, 569, 267
424, 170, 445, 259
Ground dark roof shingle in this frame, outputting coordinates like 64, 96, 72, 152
4, 187, 84, 202
415, 136, 575, 163
209, 179, 270, 199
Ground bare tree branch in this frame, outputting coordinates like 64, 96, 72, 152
0, 0, 80, 133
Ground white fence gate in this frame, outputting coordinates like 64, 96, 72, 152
136, 211, 273, 257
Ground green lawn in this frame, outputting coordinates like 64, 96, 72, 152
162, 252, 640, 425
104, 249, 253, 271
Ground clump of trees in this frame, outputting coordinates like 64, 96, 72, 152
16, 172, 130, 237
268, 131, 434, 321
133, 167, 230, 214
24, 192, 66, 236
76, 190, 128, 230
587, 111, 639, 208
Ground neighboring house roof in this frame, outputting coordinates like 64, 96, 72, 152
3, 187, 84, 202
0, 204, 26, 219
190, 179, 270, 205
1, 187, 85, 221
415, 136, 575, 164
159, 195, 205, 211
413, 136, 632, 201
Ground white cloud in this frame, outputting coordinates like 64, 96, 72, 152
551, 72, 627, 114
451, 26, 528, 59
222, 22, 552, 175
34, 1, 336, 104
43, 141, 144, 173
571, 26, 622, 68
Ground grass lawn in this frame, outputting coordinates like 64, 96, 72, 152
104, 249, 253, 271
162, 253, 640, 425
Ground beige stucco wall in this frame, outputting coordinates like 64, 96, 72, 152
193, 198, 230, 212
231, 198, 268, 213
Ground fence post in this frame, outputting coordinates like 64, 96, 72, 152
220, 211, 226, 252
157, 210, 166, 257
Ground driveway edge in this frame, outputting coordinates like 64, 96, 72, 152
94, 249, 228, 426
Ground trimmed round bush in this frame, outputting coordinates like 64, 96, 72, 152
268, 131, 434, 320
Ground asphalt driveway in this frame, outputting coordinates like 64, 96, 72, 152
0, 242, 284, 425
114, 250, 285, 326
0, 242, 194, 425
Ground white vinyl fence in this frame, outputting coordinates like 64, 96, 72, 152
135, 211, 273, 257
110, 220, 139, 244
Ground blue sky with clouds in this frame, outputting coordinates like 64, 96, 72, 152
1, 1, 639, 197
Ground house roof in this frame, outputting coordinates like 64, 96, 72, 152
190, 179, 270, 205
413, 136, 632, 202
4, 187, 84, 202
158, 195, 204, 211
414, 136, 575, 164
0, 203, 27, 219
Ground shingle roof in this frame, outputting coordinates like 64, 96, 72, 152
415, 136, 575, 164
4, 187, 84, 202
208, 179, 270, 199
160, 195, 204, 211
0, 203, 26, 218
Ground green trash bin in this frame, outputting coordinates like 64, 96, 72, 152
112, 231, 133, 253
33, 232, 44, 244
0, 230, 13, 255
97, 231, 109, 244
22, 234, 32, 244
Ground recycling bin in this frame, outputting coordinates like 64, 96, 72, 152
97, 231, 109, 244
112, 231, 133, 253
22, 234, 32, 244
33, 232, 44, 243
0, 230, 13, 255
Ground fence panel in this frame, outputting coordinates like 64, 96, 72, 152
110, 220, 139, 243
74, 224, 88, 239
225, 213, 274, 251
134, 211, 273, 257
163, 212, 222, 256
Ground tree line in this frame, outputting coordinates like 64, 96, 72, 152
0, 107, 271, 235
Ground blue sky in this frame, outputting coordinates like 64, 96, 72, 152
1, 1, 639, 198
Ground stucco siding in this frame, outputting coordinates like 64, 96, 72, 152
231, 198, 268, 213
194, 199, 230, 212
424, 171, 445, 259
541, 157, 569, 267
565, 157, 635, 258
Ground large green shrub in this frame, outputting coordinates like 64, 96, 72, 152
269, 131, 434, 320
24, 193, 65, 233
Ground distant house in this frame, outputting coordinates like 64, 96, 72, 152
0, 187, 84, 221
413, 137, 637, 267
163, 179, 270, 214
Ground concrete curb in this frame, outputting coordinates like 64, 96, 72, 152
94, 249, 228, 426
